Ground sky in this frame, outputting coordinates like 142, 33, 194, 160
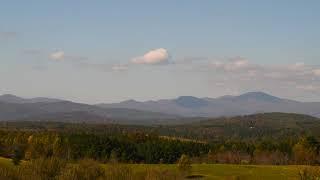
1, 0, 320, 103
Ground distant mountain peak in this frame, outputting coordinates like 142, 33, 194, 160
237, 92, 282, 102
174, 96, 208, 108
121, 99, 140, 104
1, 94, 19, 97
241, 91, 272, 96
0, 94, 63, 104
1, 94, 22, 99
0, 94, 25, 103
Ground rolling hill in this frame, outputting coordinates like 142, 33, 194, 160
152, 112, 320, 140
1, 112, 319, 141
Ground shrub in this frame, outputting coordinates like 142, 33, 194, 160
59, 159, 105, 180
177, 154, 192, 174
299, 167, 320, 180
12, 146, 24, 166
21, 157, 66, 180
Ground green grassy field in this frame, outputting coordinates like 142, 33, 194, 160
193, 164, 301, 179
121, 164, 302, 180
0, 157, 306, 179
0, 157, 14, 168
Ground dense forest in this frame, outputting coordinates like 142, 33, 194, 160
0, 113, 320, 165
0, 130, 208, 164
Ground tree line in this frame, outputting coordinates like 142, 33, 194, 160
1, 128, 320, 165
0, 130, 208, 164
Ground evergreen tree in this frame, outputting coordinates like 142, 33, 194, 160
12, 146, 24, 165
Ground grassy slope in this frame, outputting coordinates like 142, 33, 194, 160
103, 164, 303, 180
0, 157, 307, 179
0, 157, 14, 168
190, 164, 300, 180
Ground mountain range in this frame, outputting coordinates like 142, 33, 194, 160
98, 92, 320, 118
0, 94, 62, 104
0, 94, 179, 124
0, 92, 319, 124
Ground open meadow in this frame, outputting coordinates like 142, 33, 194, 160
123, 164, 303, 180
0, 157, 313, 180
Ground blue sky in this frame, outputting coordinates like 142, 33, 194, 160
1, 1, 320, 103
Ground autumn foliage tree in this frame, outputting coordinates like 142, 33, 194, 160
177, 154, 192, 174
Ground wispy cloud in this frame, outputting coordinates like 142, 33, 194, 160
203, 57, 319, 80
0, 31, 18, 39
196, 56, 320, 97
211, 57, 252, 72
49, 50, 88, 61
297, 85, 320, 91
42, 48, 320, 93
47, 50, 127, 72
22, 48, 44, 55
112, 64, 129, 71
73, 61, 129, 72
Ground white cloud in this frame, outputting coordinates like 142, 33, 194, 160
49, 51, 65, 61
131, 48, 169, 65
